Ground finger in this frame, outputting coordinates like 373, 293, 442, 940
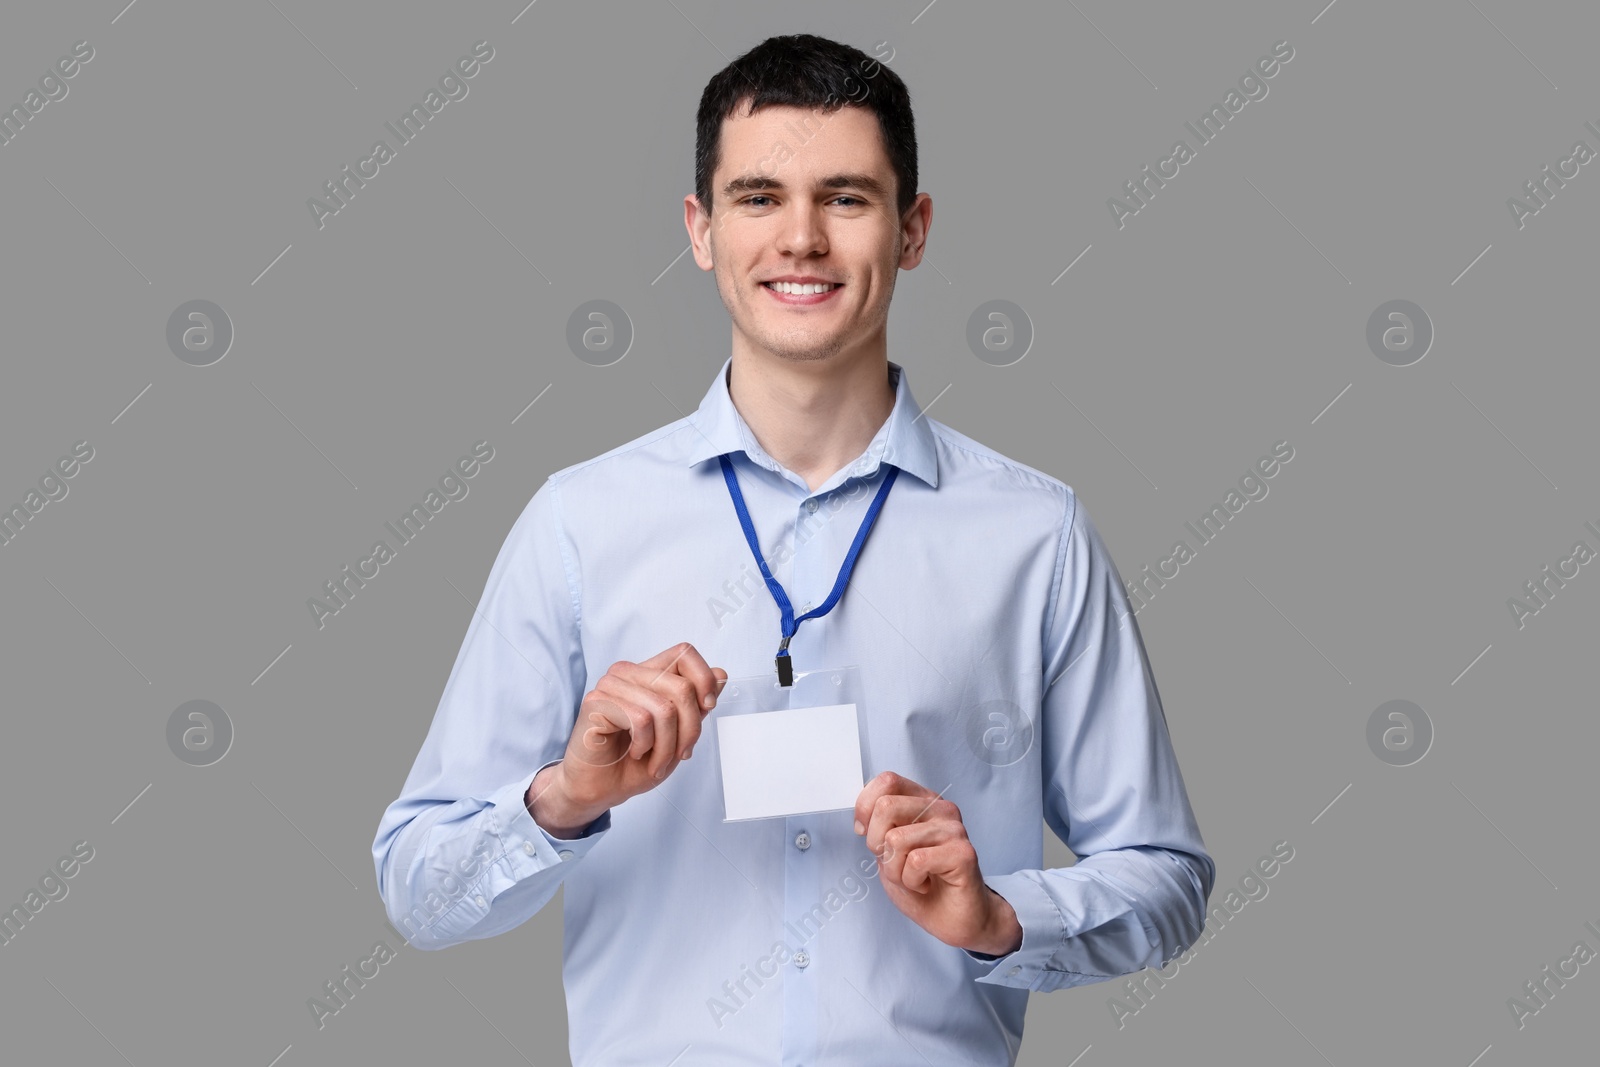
874, 820, 955, 888
871, 812, 957, 878
642, 643, 723, 713
659, 668, 705, 763
592, 675, 659, 758
571, 694, 633, 767
651, 671, 695, 774
611, 663, 695, 775
601, 671, 675, 771
853, 770, 934, 835
669, 667, 725, 762
900, 840, 972, 893
864, 792, 955, 857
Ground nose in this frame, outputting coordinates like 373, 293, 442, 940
776, 201, 828, 258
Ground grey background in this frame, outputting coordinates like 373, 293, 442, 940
2, 1, 1595, 1064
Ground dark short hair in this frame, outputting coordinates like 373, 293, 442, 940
694, 34, 918, 220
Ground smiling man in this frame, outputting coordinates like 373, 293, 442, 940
374, 33, 1213, 1067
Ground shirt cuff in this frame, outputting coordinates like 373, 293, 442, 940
965, 872, 1065, 988
488, 758, 611, 876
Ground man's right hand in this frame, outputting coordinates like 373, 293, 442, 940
527, 643, 727, 838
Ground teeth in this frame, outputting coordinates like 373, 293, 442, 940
767, 281, 837, 295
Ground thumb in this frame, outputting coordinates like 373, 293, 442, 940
703, 669, 729, 711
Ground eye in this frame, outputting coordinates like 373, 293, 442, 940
744, 195, 774, 207
830, 196, 863, 207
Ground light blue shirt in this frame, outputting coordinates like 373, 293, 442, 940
373, 356, 1214, 1066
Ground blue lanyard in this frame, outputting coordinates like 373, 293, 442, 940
719, 453, 899, 687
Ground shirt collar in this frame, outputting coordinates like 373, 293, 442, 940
684, 356, 939, 490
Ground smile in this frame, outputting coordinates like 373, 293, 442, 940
762, 281, 843, 304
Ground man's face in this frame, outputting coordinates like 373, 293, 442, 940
685, 102, 931, 366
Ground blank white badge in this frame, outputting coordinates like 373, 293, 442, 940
716, 701, 864, 821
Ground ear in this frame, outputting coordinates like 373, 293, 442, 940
685, 193, 715, 271
897, 192, 933, 270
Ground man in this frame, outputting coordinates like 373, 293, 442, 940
374, 33, 1213, 1066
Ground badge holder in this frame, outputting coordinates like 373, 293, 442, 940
708, 663, 872, 823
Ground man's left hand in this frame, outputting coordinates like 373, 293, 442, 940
854, 771, 1022, 957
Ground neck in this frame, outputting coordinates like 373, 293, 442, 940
727, 350, 896, 494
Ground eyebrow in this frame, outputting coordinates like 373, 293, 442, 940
721, 172, 889, 198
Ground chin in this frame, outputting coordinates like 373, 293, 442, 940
756, 333, 848, 363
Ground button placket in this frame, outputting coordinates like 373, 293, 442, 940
782, 813, 822, 1057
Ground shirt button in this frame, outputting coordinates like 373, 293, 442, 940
522, 841, 535, 855
794, 831, 810, 850
1007, 966, 1021, 976
476, 895, 487, 908
806, 499, 819, 513
558, 849, 575, 861
794, 950, 810, 969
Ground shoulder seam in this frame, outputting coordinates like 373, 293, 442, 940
926, 423, 1070, 495
547, 420, 703, 483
